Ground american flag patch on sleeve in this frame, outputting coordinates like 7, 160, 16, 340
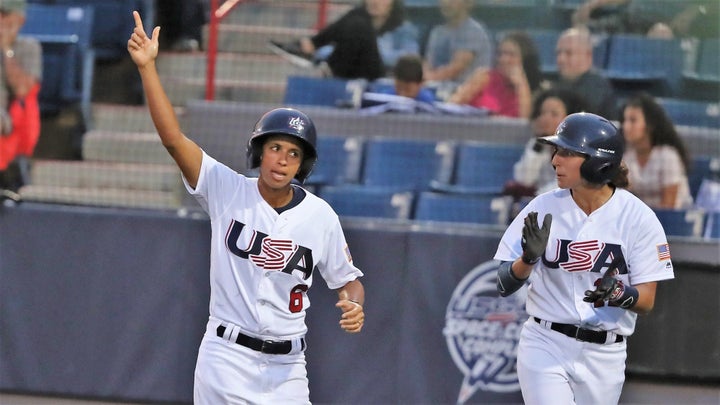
656, 243, 671, 261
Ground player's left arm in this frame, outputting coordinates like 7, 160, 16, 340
584, 259, 659, 315
629, 281, 657, 315
336, 278, 365, 333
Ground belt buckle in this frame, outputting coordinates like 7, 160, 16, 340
260, 339, 275, 353
573, 326, 583, 341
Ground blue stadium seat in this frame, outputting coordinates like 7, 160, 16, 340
653, 208, 706, 238
684, 38, 719, 85
682, 37, 719, 101
319, 185, 414, 219
704, 211, 720, 239
603, 35, 684, 97
304, 136, 364, 188
657, 98, 720, 129
283, 76, 354, 107
50, 0, 152, 61
20, 3, 95, 126
688, 156, 719, 200
413, 191, 511, 226
360, 138, 455, 192
432, 141, 525, 195
526, 29, 560, 78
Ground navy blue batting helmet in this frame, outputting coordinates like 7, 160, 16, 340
538, 112, 624, 184
247, 107, 318, 183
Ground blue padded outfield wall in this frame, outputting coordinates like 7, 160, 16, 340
1, 203, 718, 404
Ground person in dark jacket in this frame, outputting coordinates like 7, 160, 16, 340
269, 0, 408, 81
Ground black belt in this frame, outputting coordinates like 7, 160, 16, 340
534, 317, 623, 344
216, 325, 304, 355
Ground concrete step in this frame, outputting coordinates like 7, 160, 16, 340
161, 76, 289, 105
91, 103, 157, 132
215, 1, 350, 28
211, 24, 314, 55
19, 184, 183, 210
30, 160, 182, 192
82, 130, 174, 165
156, 52, 308, 82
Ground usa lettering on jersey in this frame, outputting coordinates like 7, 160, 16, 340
543, 239, 626, 274
225, 219, 315, 279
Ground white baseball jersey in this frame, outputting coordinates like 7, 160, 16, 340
495, 187, 674, 337
185, 151, 363, 340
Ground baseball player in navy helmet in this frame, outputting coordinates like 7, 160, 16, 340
494, 112, 674, 404
128, 12, 365, 404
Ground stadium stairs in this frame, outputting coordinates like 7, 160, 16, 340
20, 0, 353, 210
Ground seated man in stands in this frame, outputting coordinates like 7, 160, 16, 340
0, 0, 42, 192
423, 0, 493, 96
551, 27, 616, 120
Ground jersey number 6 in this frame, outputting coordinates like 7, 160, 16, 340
289, 285, 309, 313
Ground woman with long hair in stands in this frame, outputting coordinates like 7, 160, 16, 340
620, 92, 693, 209
448, 30, 542, 119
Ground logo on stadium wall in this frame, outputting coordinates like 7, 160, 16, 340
444, 260, 528, 404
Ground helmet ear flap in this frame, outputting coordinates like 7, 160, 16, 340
580, 159, 617, 184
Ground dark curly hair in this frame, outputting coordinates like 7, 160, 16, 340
620, 92, 691, 172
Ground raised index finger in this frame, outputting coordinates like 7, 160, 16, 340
133, 11, 146, 35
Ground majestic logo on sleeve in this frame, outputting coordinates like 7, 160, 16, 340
225, 220, 314, 279
444, 260, 527, 404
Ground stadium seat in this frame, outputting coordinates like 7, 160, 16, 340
432, 141, 525, 195
20, 3, 95, 126
603, 35, 684, 97
688, 156, 720, 200
304, 136, 364, 188
653, 208, 705, 238
657, 98, 720, 129
684, 38, 719, 85
50, 0, 152, 61
319, 185, 414, 219
704, 211, 720, 239
413, 191, 512, 226
526, 29, 560, 78
360, 138, 455, 192
283, 76, 355, 107
682, 37, 719, 101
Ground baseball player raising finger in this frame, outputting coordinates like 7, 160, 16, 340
494, 113, 674, 404
128, 11, 365, 404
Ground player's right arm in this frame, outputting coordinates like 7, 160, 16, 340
127, 11, 202, 188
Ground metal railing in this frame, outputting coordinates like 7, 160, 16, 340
205, 0, 329, 100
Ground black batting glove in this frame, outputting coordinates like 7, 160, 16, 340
584, 257, 628, 304
520, 212, 552, 265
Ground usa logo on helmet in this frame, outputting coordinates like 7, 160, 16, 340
289, 116, 305, 132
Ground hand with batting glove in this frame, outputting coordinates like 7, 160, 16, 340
521, 212, 552, 265
584, 257, 638, 309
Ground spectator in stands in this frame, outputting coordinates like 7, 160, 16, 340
447, 31, 541, 119
0, 0, 42, 192
552, 27, 616, 120
269, 0, 412, 81
621, 92, 693, 209
422, 0, 493, 89
504, 88, 588, 199
313, 1, 420, 74
572, 0, 718, 38
155, 0, 208, 52
373, 54, 436, 103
